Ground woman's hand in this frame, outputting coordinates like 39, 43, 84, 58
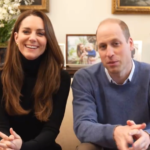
81, 52, 87, 57
0, 128, 22, 150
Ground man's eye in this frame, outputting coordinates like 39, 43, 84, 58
99, 45, 106, 50
113, 42, 120, 46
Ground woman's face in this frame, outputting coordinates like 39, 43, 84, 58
14, 15, 47, 60
80, 44, 85, 52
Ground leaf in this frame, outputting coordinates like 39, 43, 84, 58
0, 19, 16, 43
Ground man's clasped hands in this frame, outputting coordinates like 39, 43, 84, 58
114, 120, 150, 150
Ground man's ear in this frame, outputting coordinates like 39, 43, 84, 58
129, 37, 134, 52
14, 32, 18, 43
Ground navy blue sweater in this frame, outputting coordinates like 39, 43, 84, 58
72, 60, 150, 149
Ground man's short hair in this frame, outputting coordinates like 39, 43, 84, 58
96, 18, 130, 42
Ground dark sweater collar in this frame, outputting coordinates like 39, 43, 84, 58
20, 52, 43, 77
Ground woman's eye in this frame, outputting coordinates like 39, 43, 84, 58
23, 30, 30, 34
37, 32, 45, 36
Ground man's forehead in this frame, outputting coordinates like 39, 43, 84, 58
97, 37, 120, 44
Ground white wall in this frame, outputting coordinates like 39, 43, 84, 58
46, 0, 150, 63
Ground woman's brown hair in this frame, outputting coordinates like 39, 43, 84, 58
77, 43, 83, 57
1, 10, 64, 122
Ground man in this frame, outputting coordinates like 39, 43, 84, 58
72, 18, 150, 150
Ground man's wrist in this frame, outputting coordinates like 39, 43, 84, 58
113, 125, 121, 141
144, 131, 150, 145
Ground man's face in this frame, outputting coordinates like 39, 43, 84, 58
96, 22, 134, 76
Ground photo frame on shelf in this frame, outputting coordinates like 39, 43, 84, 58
132, 41, 142, 61
59, 43, 66, 67
19, 0, 49, 12
112, 0, 150, 14
0, 45, 7, 64
66, 34, 101, 69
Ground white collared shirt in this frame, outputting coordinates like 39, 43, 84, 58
105, 60, 135, 85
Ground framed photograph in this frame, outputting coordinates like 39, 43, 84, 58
19, 0, 49, 12
59, 43, 66, 67
66, 34, 101, 68
132, 41, 142, 61
112, 0, 150, 14
0, 45, 7, 64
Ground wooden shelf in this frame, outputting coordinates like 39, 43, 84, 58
63, 67, 81, 77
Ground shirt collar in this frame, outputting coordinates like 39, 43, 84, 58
105, 60, 135, 85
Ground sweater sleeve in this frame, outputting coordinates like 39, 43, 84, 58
0, 101, 10, 139
87, 50, 96, 57
145, 82, 150, 134
20, 70, 71, 150
0, 79, 10, 138
72, 70, 117, 148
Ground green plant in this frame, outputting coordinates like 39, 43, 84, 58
0, 19, 16, 43
0, 0, 34, 43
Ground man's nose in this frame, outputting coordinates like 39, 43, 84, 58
106, 46, 114, 58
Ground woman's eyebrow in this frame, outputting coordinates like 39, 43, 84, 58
37, 29, 45, 31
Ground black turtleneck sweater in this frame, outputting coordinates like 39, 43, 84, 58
0, 54, 71, 150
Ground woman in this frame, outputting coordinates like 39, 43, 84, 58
76, 43, 88, 64
0, 10, 70, 150
76, 43, 98, 64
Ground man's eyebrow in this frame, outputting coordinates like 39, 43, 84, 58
111, 38, 120, 41
98, 42, 106, 45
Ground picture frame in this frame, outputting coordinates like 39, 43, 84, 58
112, 0, 150, 14
132, 41, 142, 61
0, 45, 7, 64
66, 34, 101, 68
19, 0, 49, 12
59, 43, 66, 67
